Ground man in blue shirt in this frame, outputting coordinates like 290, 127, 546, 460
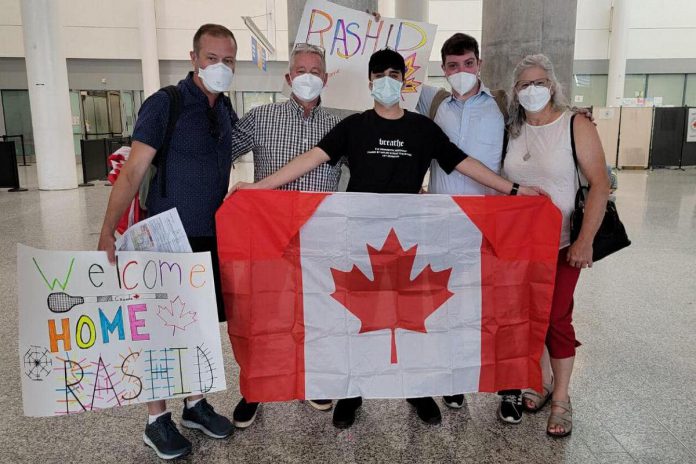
417, 33, 505, 196
98, 24, 237, 460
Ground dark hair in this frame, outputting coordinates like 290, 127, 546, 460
440, 33, 479, 63
368, 49, 406, 78
193, 24, 237, 54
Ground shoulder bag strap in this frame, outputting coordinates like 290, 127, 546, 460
428, 88, 451, 120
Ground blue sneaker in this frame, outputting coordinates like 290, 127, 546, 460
143, 412, 192, 460
181, 399, 233, 439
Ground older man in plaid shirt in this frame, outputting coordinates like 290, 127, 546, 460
228, 43, 342, 429
230, 43, 343, 192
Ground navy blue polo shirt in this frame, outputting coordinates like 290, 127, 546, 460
132, 72, 238, 237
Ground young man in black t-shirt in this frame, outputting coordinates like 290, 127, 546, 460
230, 49, 542, 429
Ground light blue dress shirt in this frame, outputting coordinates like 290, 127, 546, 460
417, 83, 505, 195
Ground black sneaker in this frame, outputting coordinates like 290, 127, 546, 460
407, 397, 442, 425
332, 397, 363, 429
232, 397, 259, 428
443, 394, 466, 409
308, 399, 333, 411
143, 412, 192, 460
181, 398, 233, 439
498, 392, 523, 424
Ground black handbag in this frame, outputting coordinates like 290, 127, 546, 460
568, 114, 631, 262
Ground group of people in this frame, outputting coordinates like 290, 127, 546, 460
98, 23, 609, 461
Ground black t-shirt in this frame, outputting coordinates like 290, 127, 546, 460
317, 109, 468, 193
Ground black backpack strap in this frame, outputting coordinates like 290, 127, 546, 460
156, 85, 182, 197
220, 93, 238, 124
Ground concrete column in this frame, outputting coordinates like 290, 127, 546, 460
481, 0, 578, 94
606, 0, 628, 107
377, 0, 395, 18
20, 0, 78, 190
138, 0, 160, 98
395, 0, 428, 22
287, 0, 378, 53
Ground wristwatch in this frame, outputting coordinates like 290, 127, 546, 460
509, 183, 520, 196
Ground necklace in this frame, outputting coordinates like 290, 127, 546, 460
523, 127, 532, 161
522, 112, 558, 161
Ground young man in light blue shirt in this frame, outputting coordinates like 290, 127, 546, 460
417, 33, 506, 197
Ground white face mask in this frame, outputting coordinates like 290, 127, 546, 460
291, 73, 324, 102
198, 62, 234, 94
518, 85, 552, 113
370, 76, 402, 107
447, 71, 478, 96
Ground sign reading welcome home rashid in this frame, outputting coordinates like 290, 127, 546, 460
17, 244, 226, 417
294, 0, 437, 111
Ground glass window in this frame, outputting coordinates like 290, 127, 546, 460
1, 90, 34, 156
647, 74, 685, 107
571, 74, 608, 108
69, 91, 83, 155
426, 76, 450, 91
686, 74, 696, 107
242, 92, 275, 114
624, 74, 646, 99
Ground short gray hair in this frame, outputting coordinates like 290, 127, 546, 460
507, 54, 569, 138
288, 47, 326, 74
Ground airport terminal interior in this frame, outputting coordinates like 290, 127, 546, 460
1, 0, 695, 463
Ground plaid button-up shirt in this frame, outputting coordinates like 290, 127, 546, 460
230, 98, 343, 192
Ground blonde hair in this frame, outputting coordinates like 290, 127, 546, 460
507, 54, 569, 138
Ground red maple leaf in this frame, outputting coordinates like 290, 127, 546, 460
330, 228, 454, 364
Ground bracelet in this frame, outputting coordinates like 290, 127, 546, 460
509, 182, 519, 196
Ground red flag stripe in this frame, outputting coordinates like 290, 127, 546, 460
216, 190, 330, 401
452, 196, 561, 393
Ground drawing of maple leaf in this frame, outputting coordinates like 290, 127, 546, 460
330, 228, 453, 364
156, 296, 198, 336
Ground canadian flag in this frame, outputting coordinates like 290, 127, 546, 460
216, 191, 561, 402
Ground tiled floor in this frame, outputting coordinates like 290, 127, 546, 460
1, 167, 695, 463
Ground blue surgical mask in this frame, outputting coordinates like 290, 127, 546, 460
371, 76, 402, 107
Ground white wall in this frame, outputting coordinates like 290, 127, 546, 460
428, 0, 481, 62
1, 0, 695, 64
430, 0, 696, 63
0, 0, 289, 61
575, 0, 696, 60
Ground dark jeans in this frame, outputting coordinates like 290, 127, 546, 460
188, 235, 226, 322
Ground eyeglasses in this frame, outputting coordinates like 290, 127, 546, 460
515, 78, 551, 91
292, 42, 326, 57
206, 106, 219, 140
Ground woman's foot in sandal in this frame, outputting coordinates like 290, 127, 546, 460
522, 379, 554, 412
547, 398, 572, 438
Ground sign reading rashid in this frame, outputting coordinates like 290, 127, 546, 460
294, 0, 437, 111
18, 245, 226, 417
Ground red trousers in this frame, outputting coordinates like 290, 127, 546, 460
546, 247, 582, 359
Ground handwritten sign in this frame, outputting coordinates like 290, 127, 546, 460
294, 0, 437, 111
17, 244, 226, 417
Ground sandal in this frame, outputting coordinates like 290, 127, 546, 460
546, 399, 572, 438
522, 380, 553, 412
